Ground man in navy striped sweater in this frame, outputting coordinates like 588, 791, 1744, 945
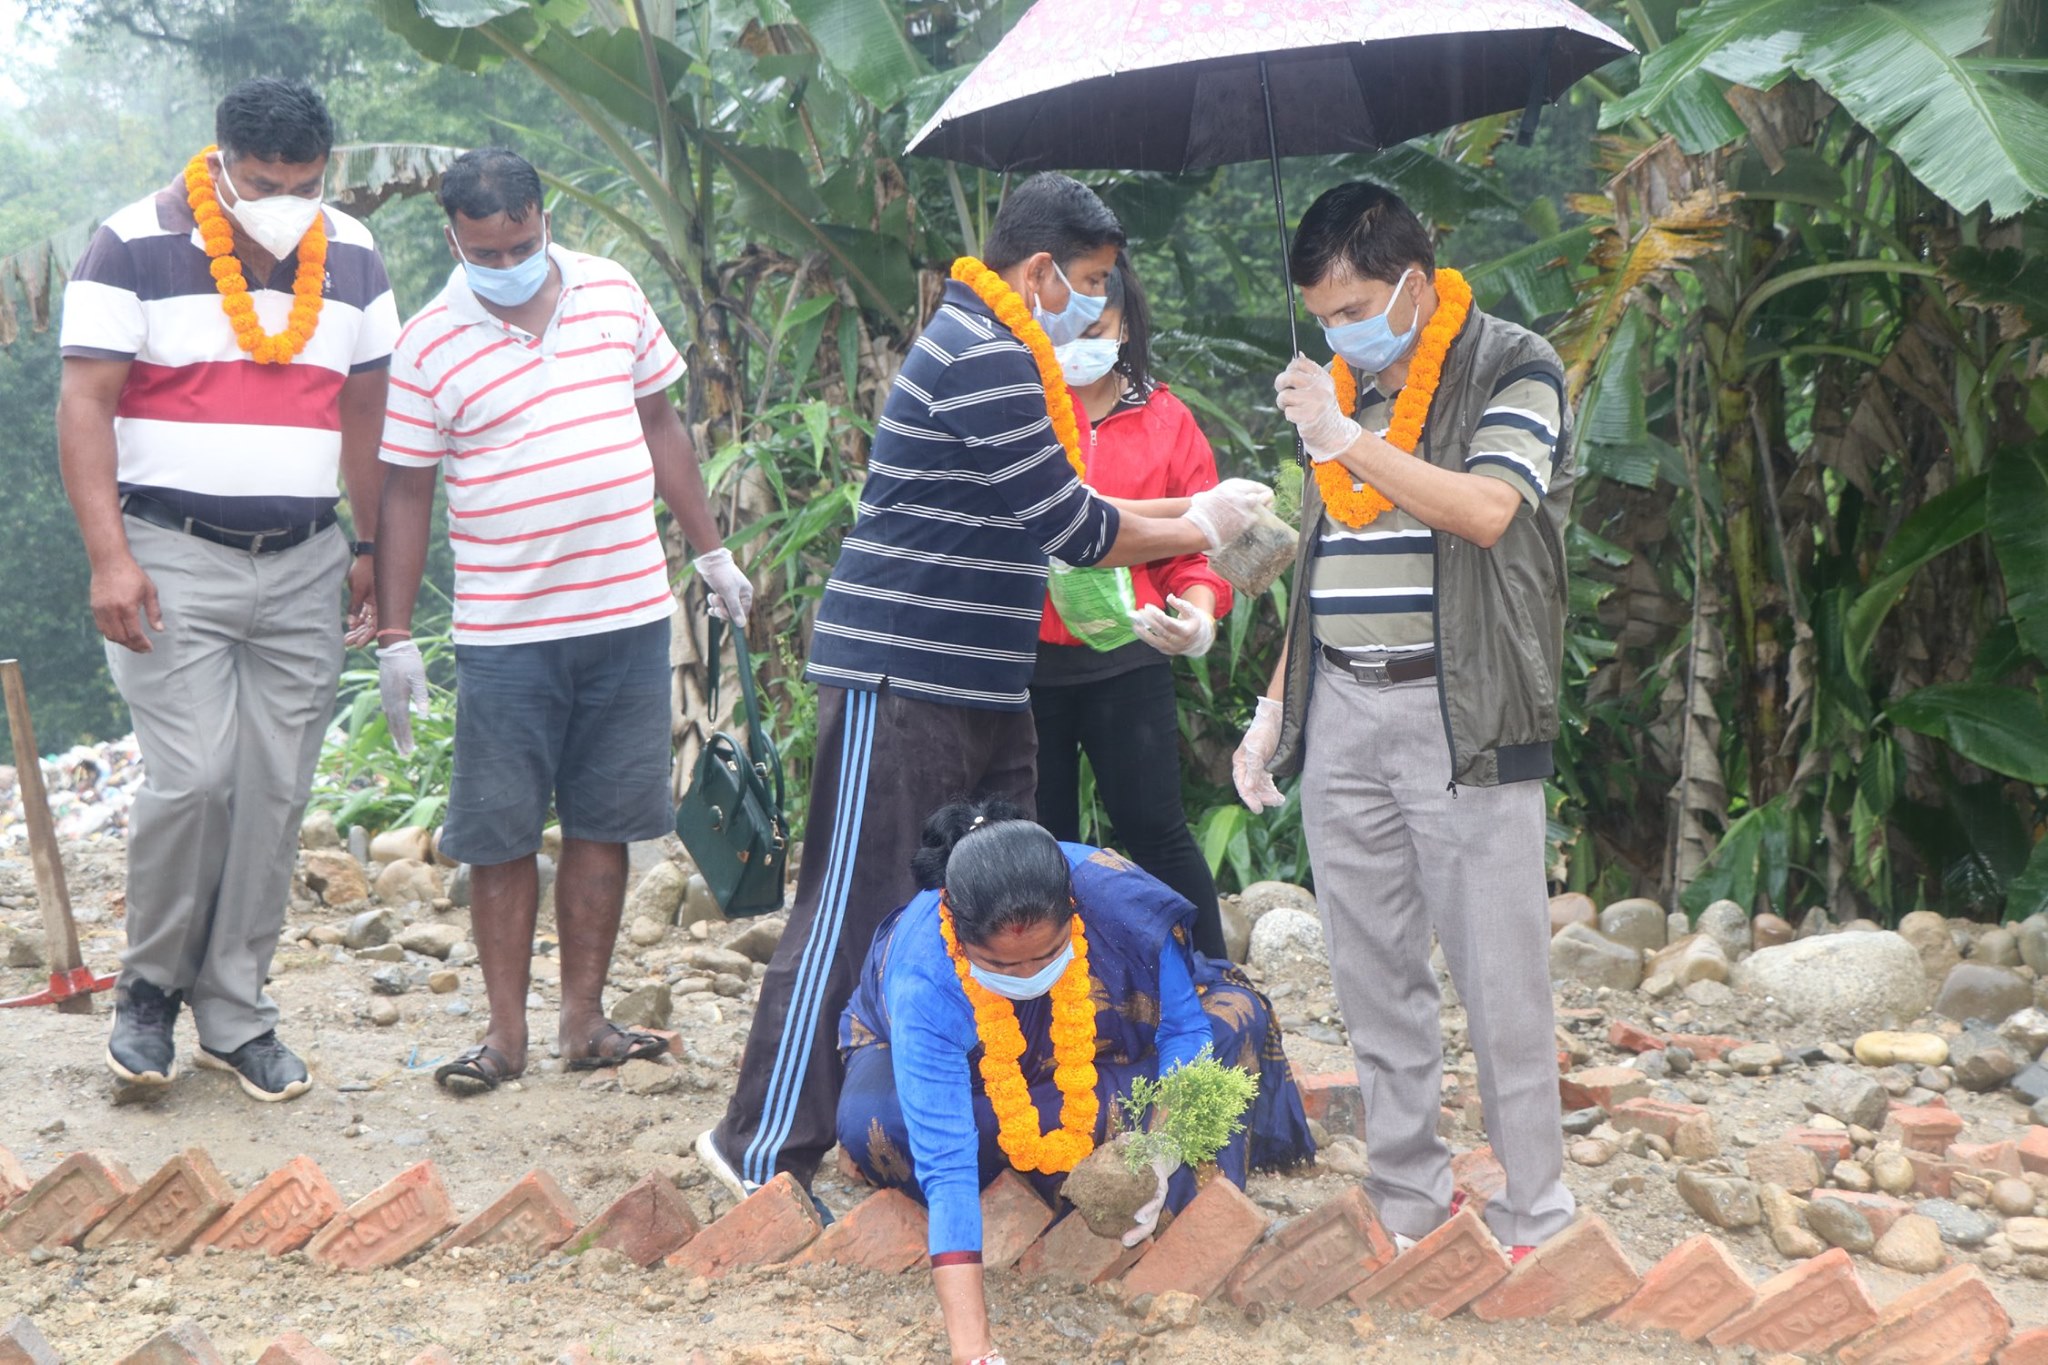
700, 174, 1271, 1207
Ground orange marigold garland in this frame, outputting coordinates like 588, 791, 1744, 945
184, 146, 327, 365
939, 901, 1099, 1174
1317, 265, 1474, 529
950, 257, 1086, 480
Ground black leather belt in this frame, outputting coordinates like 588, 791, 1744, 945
1321, 644, 1438, 684
121, 492, 336, 554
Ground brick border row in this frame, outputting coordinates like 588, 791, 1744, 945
0, 1141, 2041, 1364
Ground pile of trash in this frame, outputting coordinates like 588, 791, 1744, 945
0, 735, 144, 848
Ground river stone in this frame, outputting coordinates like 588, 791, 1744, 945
1854, 1030, 1949, 1067
724, 917, 786, 964
627, 916, 667, 948
1668, 912, 1691, 947
1934, 963, 2032, 1026
1219, 898, 1252, 964
1808, 1064, 1888, 1130
1977, 927, 2023, 968
1751, 913, 1794, 950
1831, 1160, 1875, 1193
2008, 1217, 2048, 1256
1684, 979, 1736, 1008
1656, 935, 1730, 988
2002, 1007, 2048, 1059
1548, 922, 1642, 991
678, 873, 725, 929
374, 857, 443, 906
1760, 1183, 1825, 1260
1598, 898, 1667, 953
1948, 1029, 2021, 1091
448, 863, 472, 909
1696, 900, 1751, 965
370, 826, 434, 865
1995, 1178, 2037, 1217
1249, 908, 1328, 970
2020, 915, 2048, 975
1730, 932, 1928, 1034
395, 921, 464, 960
1063, 1135, 1158, 1238
1872, 1149, 1915, 1196
301, 809, 341, 850
304, 850, 371, 908
1806, 1197, 1875, 1254
1548, 893, 1597, 938
627, 861, 690, 926
1239, 881, 1317, 922
1919, 1198, 1998, 1247
1899, 909, 1964, 982
342, 908, 397, 950
1873, 1213, 1945, 1272
1745, 1140, 1821, 1194
1676, 1169, 1761, 1229
609, 983, 672, 1030
2012, 1061, 2048, 1107
1726, 1043, 1786, 1075
1796, 906, 1830, 939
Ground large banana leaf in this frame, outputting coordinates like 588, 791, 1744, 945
1888, 682, 2048, 785
1842, 474, 1987, 684
700, 135, 914, 314
785, 0, 930, 109
1987, 441, 2048, 664
1605, 0, 2048, 218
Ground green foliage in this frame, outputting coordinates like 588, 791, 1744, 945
1116, 1045, 1258, 1172
307, 613, 459, 834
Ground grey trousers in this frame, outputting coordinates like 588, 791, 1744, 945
107, 516, 347, 1052
1299, 652, 1574, 1247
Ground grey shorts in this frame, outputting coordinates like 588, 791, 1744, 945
439, 619, 675, 866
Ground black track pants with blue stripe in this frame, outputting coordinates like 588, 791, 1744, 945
714, 683, 1037, 1189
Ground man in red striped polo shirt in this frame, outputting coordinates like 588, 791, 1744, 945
57, 78, 398, 1103
375, 148, 750, 1094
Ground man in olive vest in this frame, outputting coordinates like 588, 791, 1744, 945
1234, 182, 1576, 1259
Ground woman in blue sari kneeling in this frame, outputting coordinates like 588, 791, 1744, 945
837, 800, 1313, 1365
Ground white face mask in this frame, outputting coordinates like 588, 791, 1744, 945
220, 161, 324, 259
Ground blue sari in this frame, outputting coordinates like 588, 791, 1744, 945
835, 842, 1314, 1257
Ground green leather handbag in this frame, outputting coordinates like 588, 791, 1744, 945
673, 619, 788, 918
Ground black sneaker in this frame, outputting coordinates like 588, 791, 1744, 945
196, 1030, 312, 1103
106, 978, 182, 1085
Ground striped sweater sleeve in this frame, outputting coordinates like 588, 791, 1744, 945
1464, 365, 1564, 509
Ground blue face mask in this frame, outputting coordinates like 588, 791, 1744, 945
1035, 261, 1107, 347
968, 939, 1076, 1002
1056, 337, 1120, 388
455, 227, 553, 308
1322, 268, 1420, 375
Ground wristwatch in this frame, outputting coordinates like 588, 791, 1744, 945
350, 540, 375, 557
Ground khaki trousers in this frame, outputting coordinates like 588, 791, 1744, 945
108, 516, 347, 1051
1299, 651, 1574, 1246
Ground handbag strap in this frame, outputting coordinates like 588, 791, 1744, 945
706, 618, 770, 767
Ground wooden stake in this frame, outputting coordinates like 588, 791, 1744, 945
0, 660, 94, 1014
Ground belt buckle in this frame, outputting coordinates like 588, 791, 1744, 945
246, 530, 268, 554
1351, 657, 1392, 684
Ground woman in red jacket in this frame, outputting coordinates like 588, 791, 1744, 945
1033, 254, 1232, 959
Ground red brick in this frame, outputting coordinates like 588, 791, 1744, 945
1836, 1264, 2011, 1365
307, 1160, 458, 1272
196, 1156, 344, 1255
1452, 1147, 1507, 1214
1351, 1206, 1508, 1319
1123, 1176, 1269, 1301
1017, 1212, 1144, 1285
643, 1028, 683, 1057
1608, 1020, 1664, 1053
442, 1168, 579, 1258
1298, 1072, 1366, 1140
1471, 1213, 1639, 1322
1605, 1233, 1756, 1341
555, 1349, 595, 1365
790, 1189, 927, 1275
0, 1151, 136, 1254
255, 1333, 338, 1365
0, 1150, 30, 1211
1558, 1066, 1650, 1112
85, 1148, 234, 1257
2020, 1127, 2048, 1177
0, 1314, 60, 1365
1706, 1246, 1878, 1355
1889, 1106, 1967, 1153
567, 1173, 699, 1267
980, 1170, 1054, 1270
1787, 1127, 1854, 1170
1556, 1049, 1570, 1075
1664, 1033, 1750, 1062
2002, 1326, 2048, 1363
115, 1322, 224, 1365
1746, 1139, 1823, 1195
402, 1350, 458, 1365
1609, 1097, 1707, 1142
1224, 1186, 1395, 1311
664, 1172, 819, 1279
1906, 1148, 1964, 1199
1949, 1141, 2024, 1178
1819, 1191, 1915, 1240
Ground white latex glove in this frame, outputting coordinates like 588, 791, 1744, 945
695, 547, 753, 630
1129, 594, 1215, 658
376, 639, 430, 757
1183, 478, 1275, 550
1233, 695, 1285, 812
1275, 355, 1363, 461
1122, 1154, 1182, 1247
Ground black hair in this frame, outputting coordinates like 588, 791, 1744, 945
1289, 181, 1436, 289
912, 799, 1073, 947
215, 78, 333, 166
982, 173, 1126, 273
1106, 251, 1152, 395
438, 147, 545, 224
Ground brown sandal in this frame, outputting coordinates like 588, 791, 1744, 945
565, 1021, 666, 1072
435, 1043, 521, 1096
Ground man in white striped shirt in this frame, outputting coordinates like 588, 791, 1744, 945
374, 149, 750, 1094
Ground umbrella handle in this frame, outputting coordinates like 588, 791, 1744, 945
1259, 57, 1308, 469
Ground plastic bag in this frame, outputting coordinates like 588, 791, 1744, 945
1046, 560, 1140, 652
